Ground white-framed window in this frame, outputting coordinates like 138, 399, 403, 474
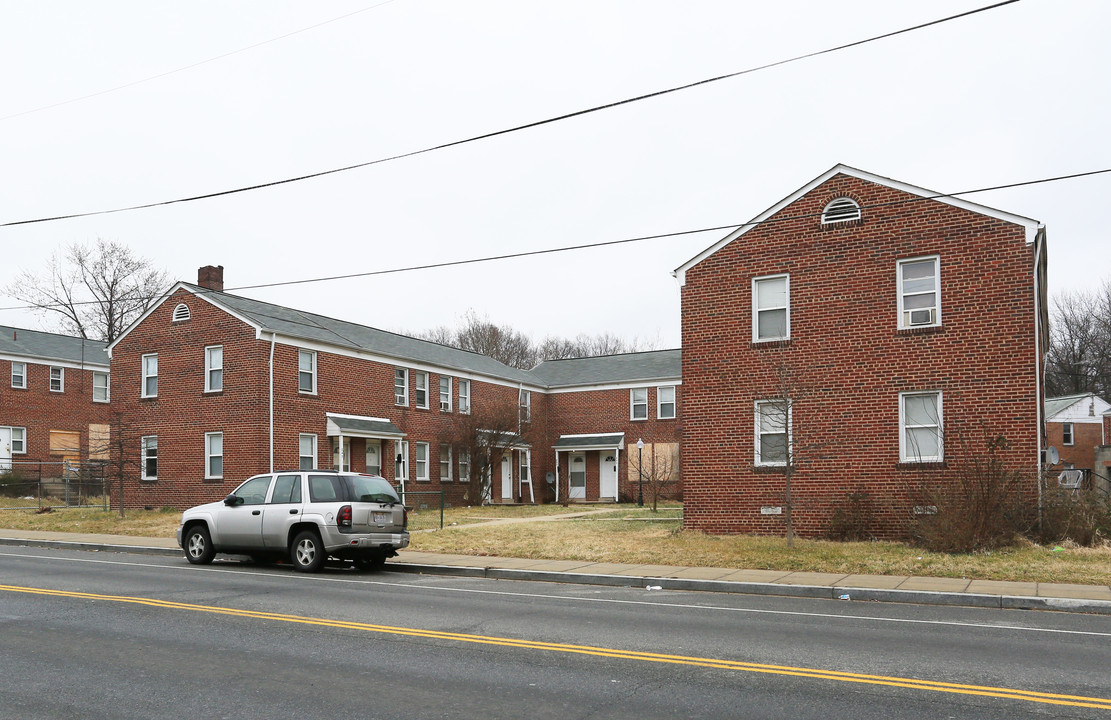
520, 449, 531, 483
49, 366, 64, 393
415, 372, 429, 409
141, 436, 158, 480
299, 433, 317, 470
1062, 422, 1074, 446
753, 274, 790, 342
415, 442, 429, 480
396, 440, 409, 481
5, 427, 26, 454
440, 376, 452, 412
395, 368, 409, 406
11, 362, 26, 389
141, 354, 158, 398
298, 350, 316, 393
657, 385, 676, 419
439, 445, 452, 481
631, 388, 649, 420
458, 448, 470, 482
458, 379, 471, 414
755, 399, 791, 466
898, 256, 941, 329
900, 391, 943, 463
205, 432, 223, 479
519, 389, 531, 423
92, 371, 110, 403
205, 345, 223, 392
821, 197, 861, 225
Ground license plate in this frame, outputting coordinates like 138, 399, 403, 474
373, 512, 391, 523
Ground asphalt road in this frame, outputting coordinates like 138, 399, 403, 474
0, 546, 1109, 720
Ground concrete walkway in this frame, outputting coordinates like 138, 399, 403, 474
2, 527, 1109, 614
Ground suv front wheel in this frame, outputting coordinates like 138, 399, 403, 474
184, 525, 215, 565
291, 530, 325, 573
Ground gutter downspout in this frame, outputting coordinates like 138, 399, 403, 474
269, 332, 276, 474
1033, 227, 1047, 528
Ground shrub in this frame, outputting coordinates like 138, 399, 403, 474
1037, 484, 1111, 546
827, 491, 875, 541
909, 432, 1035, 553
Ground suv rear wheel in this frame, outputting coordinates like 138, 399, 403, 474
291, 530, 325, 573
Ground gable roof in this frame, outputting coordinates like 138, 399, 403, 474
1045, 393, 1111, 421
673, 164, 1043, 285
0, 325, 109, 368
530, 349, 681, 389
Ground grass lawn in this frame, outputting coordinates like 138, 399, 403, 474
0, 502, 1106, 586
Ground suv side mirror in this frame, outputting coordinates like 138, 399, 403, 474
223, 494, 240, 506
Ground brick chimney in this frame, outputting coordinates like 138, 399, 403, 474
198, 265, 224, 292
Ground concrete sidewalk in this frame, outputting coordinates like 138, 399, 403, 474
2, 528, 1109, 615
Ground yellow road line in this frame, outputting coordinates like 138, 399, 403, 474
4, 583, 1109, 710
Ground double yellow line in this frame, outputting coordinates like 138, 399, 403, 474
4, 583, 1109, 711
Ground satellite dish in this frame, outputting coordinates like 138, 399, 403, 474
545, 472, 555, 485
1045, 446, 1059, 465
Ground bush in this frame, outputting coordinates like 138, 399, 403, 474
827, 491, 875, 541
0, 470, 36, 498
909, 432, 1035, 553
1037, 484, 1111, 546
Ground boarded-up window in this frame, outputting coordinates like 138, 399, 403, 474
49, 430, 81, 461
88, 424, 110, 461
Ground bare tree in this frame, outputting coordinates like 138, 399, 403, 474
1045, 281, 1111, 400
439, 396, 528, 504
419, 310, 657, 369
6, 239, 170, 342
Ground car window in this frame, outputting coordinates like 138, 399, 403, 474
344, 475, 400, 503
233, 475, 273, 506
270, 474, 302, 504
308, 474, 343, 503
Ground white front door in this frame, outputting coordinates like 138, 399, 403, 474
0, 428, 10, 471
501, 455, 513, 500
600, 452, 618, 500
569, 453, 586, 499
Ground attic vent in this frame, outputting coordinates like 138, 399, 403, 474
172, 303, 191, 322
821, 197, 861, 225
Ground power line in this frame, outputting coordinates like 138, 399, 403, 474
0, 0, 1021, 229
0, 1, 402, 123
1, 164, 1105, 316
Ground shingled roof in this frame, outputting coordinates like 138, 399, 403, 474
0, 325, 108, 368
530, 349, 681, 388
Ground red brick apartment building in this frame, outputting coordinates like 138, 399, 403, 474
674, 165, 1047, 538
0, 326, 111, 471
1045, 393, 1111, 493
106, 268, 681, 509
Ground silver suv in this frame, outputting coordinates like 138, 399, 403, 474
177, 470, 409, 572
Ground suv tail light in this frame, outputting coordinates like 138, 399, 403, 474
402, 506, 408, 530
338, 504, 352, 528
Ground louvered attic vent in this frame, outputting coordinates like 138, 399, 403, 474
821, 197, 861, 225
172, 303, 191, 322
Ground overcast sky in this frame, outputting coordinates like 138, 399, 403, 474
2, 1, 1108, 350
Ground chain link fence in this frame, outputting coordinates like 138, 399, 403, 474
0, 461, 110, 511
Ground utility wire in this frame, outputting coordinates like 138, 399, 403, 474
0, 0, 402, 123
1, 164, 1105, 315
1, 0, 1021, 229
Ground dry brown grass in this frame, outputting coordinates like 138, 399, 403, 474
0, 503, 1106, 585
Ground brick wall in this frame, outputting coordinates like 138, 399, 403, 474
680, 173, 1040, 538
1046, 420, 1104, 472
0, 359, 110, 468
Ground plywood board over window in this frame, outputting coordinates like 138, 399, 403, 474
49, 430, 81, 462
88, 424, 110, 461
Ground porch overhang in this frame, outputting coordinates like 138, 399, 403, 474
553, 433, 625, 452
325, 413, 406, 441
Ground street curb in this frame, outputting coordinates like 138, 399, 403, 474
5, 538, 1111, 615
0, 537, 182, 558
388, 562, 1111, 615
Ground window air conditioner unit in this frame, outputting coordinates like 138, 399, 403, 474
395, 393, 406, 405
441, 402, 451, 412
907, 308, 934, 326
